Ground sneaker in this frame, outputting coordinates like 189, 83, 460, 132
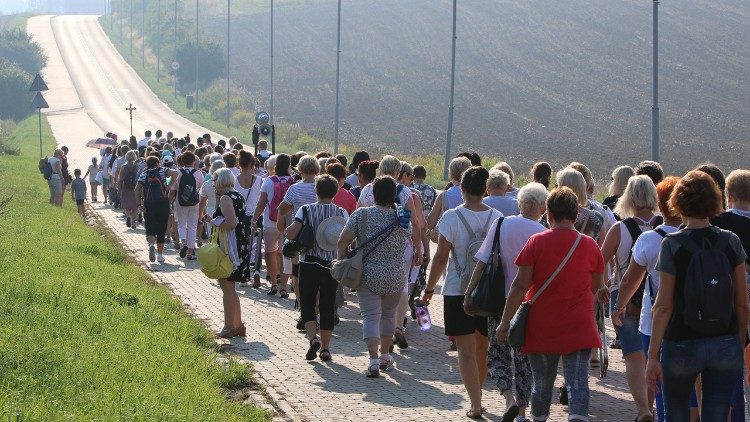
306, 337, 321, 361
296, 317, 305, 331
366, 363, 380, 378
559, 385, 568, 405
148, 244, 156, 262
394, 330, 409, 349
501, 405, 519, 422
179, 244, 188, 258
156, 253, 165, 263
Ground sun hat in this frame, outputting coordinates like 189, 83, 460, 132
316, 215, 347, 252
163, 155, 174, 165
162, 150, 172, 157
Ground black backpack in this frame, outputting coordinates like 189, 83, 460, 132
122, 163, 137, 189
622, 216, 663, 314
177, 168, 199, 206
673, 230, 734, 336
144, 168, 167, 204
40, 157, 53, 180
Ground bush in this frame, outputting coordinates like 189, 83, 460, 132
174, 40, 226, 92
0, 59, 33, 121
0, 28, 47, 75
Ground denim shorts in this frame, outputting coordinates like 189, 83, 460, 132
611, 290, 643, 356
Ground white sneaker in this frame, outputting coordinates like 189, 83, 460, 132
156, 253, 165, 263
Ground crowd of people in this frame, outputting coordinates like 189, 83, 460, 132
48, 129, 750, 422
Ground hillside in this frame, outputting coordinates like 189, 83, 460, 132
198, 0, 749, 176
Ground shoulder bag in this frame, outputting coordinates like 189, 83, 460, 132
282, 205, 315, 258
507, 232, 582, 348
466, 217, 505, 317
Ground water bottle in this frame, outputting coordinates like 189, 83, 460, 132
414, 299, 432, 331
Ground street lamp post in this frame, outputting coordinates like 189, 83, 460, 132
141, 0, 145, 67
333, 0, 342, 154
270, 0, 274, 124
443, 0, 458, 180
651, 0, 660, 162
195, 0, 199, 110
157, 0, 161, 82
129, 0, 133, 56
227, 0, 231, 128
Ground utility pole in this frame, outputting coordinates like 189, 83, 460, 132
270, 0, 274, 124
157, 0, 161, 82
141, 0, 146, 67
443, 0, 458, 180
227, 0, 231, 128
130, 0, 133, 57
651, 0, 660, 162
333, 0, 341, 154
195, 0, 199, 110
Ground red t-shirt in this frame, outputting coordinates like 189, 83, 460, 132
333, 188, 357, 215
515, 228, 604, 355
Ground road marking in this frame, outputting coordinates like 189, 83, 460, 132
72, 18, 126, 107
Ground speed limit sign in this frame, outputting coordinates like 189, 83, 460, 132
171, 61, 180, 71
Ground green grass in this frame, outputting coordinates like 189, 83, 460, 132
0, 116, 267, 420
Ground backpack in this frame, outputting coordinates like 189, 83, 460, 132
177, 168, 200, 206
40, 157, 53, 180
269, 175, 294, 222
673, 230, 735, 336
122, 163, 137, 189
144, 168, 167, 203
622, 217, 663, 315
451, 208, 495, 292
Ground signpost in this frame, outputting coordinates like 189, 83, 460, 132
29, 74, 49, 158
125, 104, 137, 137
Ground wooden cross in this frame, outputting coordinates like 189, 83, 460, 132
125, 103, 137, 137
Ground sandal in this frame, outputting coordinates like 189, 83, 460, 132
319, 349, 332, 362
306, 337, 321, 361
466, 408, 484, 420
366, 363, 380, 378
378, 355, 394, 371
279, 289, 289, 299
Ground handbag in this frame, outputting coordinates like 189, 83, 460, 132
507, 233, 582, 348
282, 205, 315, 258
330, 208, 398, 288
197, 228, 234, 279
466, 217, 505, 317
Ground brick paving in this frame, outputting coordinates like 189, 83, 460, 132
84, 201, 636, 422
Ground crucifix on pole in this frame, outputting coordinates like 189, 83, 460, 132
126, 103, 137, 137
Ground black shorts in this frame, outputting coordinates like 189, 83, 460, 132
443, 295, 488, 337
76, 199, 84, 206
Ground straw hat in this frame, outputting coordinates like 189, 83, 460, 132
316, 216, 347, 252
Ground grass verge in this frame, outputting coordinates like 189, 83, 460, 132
0, 115, 267, 420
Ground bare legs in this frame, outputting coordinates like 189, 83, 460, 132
456, 331, 489, 415
623, 351, 652, 420
218, 279, 242, 329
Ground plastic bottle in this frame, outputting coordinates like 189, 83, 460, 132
414, 299, 432, 331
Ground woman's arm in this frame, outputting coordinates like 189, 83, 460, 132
198, 193, 208, 220
336, 228, 356, 260
421, 234, 451, 305
600, 222, 621, 268
496, 266, 534, 341
285, 220, 302, 240
252, 191, 269, 225
406, 195, 423, 265
426, 192, 444, 230
217, 195, 238, 230
276, 201, 293, 233
646, 271, 676, 394
612, 261, 648, 326
732, 263, 749, 345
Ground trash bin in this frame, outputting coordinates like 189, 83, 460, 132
186, 94, 194, 109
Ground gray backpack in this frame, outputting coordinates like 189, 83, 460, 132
451, 209, 495, 292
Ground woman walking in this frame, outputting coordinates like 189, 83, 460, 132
286, 175, 348, 361
496, 187, 608, 422
118, 150, 140, 229
337, 176, 411, 378
646, 171, 748, 420
212, 168, 248, 339
422, 167, 501, 419
135, 156, 177, 263
235, 150, 262, 288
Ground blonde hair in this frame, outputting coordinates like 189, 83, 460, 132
556, 168, 588, 206
213, 168, 236, 190
726, 169, 750, 204
379, 155, 402, 177
614, 175, 658, 218
492, 161, 515, 184
487, 169, 510, 192
569, 162, 594, 195
264, 155, 277, 173
297, 155, 321, 176
609, 165, 635, 197
449, 157, 472, 182
125, 150, 137, 162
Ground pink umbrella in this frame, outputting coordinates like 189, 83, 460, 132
86, 137, 117, 149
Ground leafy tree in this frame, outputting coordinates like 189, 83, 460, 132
173, 40, 226, 92
0, 59, 33, 121
0, 29, 47, 75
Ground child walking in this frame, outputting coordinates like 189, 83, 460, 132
71, 169, 87, 217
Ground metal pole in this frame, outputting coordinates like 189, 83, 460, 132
227, 0, 231, 128
195, 0, 199, 110
651, 0, 660, 162
333, 0, 341, 154
119, 0, 123, 45
157, 0, 161, 82
130, 0, 133, 56
270, 0, 274, 124
38, 109, 43, 158
443, 0, 457, 181
141, 0, 145, 67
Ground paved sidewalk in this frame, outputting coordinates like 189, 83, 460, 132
87, 202, 636, 421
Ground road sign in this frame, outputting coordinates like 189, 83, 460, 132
29, 73, 48, 92
32, 92, 49, 109
171, 61, 180, 70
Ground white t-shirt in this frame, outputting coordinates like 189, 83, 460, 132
438, 207, 501, 296
48, 156, 61, 174
111, 156, 127, 179
345, 172, 359, 188
632, 224, 677, 336
474, 215, 546, 297
611, 217, 660, 291
358, 182, 411, 208
137, 137, 150, 148
234, 175, 262, 216
229, 167, 241, 177
199, 180, 218, 216
260, 176, 293, 227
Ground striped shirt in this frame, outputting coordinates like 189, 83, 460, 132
282, 181, 318, 224
295, 203, 349, 262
